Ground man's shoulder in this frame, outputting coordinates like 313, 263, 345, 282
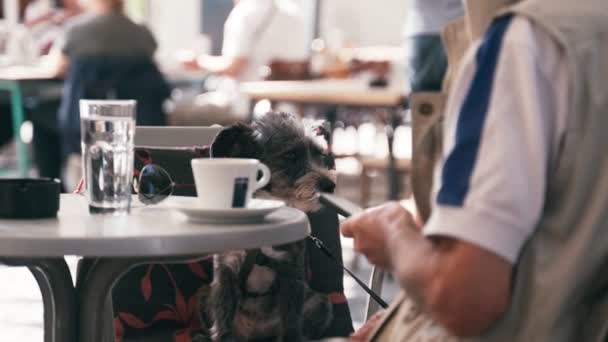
502, 16, 551, 49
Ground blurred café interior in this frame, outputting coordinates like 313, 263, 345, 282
0, 0, 411, 203
0, 0, 410, 339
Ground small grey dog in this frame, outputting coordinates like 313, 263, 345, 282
196, 112, 337, 342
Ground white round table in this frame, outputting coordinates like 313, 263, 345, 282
0, 194, 310, 342
0, 194, 310, 257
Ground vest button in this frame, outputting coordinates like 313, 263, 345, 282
419, 103, 434, 116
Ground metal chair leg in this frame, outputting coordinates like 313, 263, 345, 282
386, 108, 402, 200
364, 266, 385, 321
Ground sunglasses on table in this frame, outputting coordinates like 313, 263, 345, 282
133, 164, 178, 205
75, 164, 179, 205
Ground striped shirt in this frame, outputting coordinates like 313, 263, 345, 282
424, 15, 570, 263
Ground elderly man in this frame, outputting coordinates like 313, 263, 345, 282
343, 0, 608, 340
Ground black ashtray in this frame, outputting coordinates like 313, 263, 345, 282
0, 178, 61, 219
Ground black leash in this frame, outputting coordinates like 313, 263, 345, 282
308, 234, 389, 309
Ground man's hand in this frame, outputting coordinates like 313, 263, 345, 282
343, 200, 513, 337
349, 310, 386, 341
341, 202, 420, 269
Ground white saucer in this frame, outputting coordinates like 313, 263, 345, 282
163, 197, 286, 224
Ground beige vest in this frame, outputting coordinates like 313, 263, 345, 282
374, 0, 608, 340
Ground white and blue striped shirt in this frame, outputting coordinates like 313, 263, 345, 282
424, 15, 570, 263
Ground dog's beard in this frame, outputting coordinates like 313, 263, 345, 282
256, 172, 325, 213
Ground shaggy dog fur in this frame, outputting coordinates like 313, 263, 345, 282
195, 112, 337, 342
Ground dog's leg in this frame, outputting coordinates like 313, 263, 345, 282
209, 253, 244, 342
302, 287, 334, 339
195, 285, 213, 342
278, 278, 305, 342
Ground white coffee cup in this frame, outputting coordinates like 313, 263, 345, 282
191, 158, 271, 209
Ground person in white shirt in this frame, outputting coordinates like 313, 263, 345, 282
184, 0, 309, 82
173, 0, 309, 126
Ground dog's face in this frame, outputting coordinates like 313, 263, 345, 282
210, 112, 336, 212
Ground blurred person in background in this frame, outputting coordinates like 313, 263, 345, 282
27, 0, 84, 182
0, 0, 84, 180
174, 0, 310, 126
404, 0, 464, 92
6, 0, 84, 63
50, 0, 168, 190
183, 0, 309, 81
50, 0, 157, 77
24, 0, 85, 55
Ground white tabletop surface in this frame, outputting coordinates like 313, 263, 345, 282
0, 195, 310, 258
240, 79, 405, 107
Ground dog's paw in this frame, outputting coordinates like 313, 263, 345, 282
303, 291, 334, 337
190, 329, 213, 342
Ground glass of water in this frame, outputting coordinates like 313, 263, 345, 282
80, 100, 136, 215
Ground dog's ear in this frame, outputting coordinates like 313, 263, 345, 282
210, 123, 259, 158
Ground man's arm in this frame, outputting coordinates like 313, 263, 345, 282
342, 203, 512, 337
42, 46, 70, 77
386, 217, 512, 336
194, 55, 248, 78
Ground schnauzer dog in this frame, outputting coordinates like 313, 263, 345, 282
196, 112, 337, 342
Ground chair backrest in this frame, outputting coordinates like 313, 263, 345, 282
134, 126, 223, 197
135, 126, 223, 147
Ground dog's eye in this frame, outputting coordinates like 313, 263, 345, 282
284, 152, 297, 160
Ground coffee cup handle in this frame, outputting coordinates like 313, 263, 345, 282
255, 163, 271, 190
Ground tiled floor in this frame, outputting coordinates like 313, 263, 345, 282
0, 146, 403, 341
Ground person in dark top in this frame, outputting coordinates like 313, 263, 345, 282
404, 0, 463, 92
50, 0, 157, 77
49, 0, 165, 190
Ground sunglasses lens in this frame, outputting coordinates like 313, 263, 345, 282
138, 165, 173, 204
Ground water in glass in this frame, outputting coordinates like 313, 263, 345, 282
81, 102, 135, 214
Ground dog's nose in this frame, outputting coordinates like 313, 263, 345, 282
318, 177, 336, 193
